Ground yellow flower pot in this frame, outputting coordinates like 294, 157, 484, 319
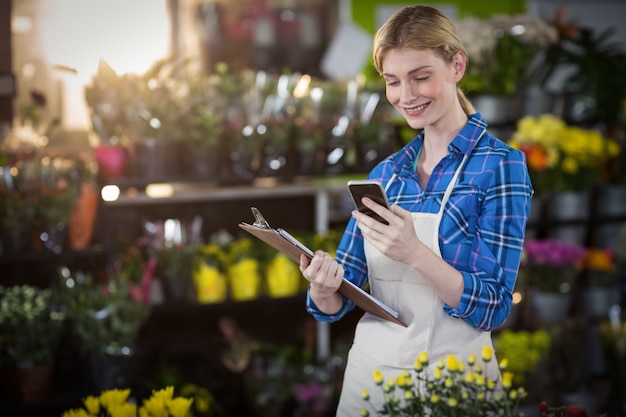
228, 258, 261, 301
266, 254, 301, 298
193, 263, 227, 303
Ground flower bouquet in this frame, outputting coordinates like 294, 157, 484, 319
361, 346, 527, 417
509, 114, 620, 194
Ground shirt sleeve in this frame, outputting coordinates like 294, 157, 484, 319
444, 147, 533, 330
305, 215, 370, 322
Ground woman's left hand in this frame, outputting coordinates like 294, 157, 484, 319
352, 197, 424, 264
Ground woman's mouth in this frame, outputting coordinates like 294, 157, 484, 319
403, 102, 429, 116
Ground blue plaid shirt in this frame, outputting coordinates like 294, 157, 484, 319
307, 113, 533, 330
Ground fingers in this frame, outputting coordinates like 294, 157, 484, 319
301, 251, 340, 287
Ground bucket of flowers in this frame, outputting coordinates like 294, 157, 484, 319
521, 238, 586, 324
0, 284, 66, 403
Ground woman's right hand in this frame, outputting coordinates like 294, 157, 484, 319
300, 250, 344, 314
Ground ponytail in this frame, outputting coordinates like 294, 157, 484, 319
457, 87, 475, 115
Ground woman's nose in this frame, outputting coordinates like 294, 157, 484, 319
400, 83, 416, 103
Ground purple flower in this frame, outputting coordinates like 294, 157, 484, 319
525, 239, 586, 267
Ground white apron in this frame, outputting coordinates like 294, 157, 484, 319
336, 153, 497, 416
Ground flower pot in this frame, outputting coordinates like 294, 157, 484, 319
93, 144, 127, 180
132, 138, 183, 181
8, 365, 54, 404
546, 190, 591, 245
530, 290, 572, 323
266, 254, 300, 298
593, 183, 626, 248
193, 263, 228, 303
580, 287, 620, 318
472, 95, 515, 125
228, 259, 261, 301
69, 182, 99, 250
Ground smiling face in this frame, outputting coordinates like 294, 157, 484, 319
381, 48, 467, 131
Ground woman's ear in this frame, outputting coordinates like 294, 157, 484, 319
452, 51, 467, 82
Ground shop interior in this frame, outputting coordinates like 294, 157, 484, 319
1, 1, 626, 416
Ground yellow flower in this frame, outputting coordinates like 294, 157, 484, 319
108, 403, 137, 417
99, 389, 131, 410
384, 378, 395, 393
467, 354, 476, 366
360, 409, 370, 417
481, 346, 493, 362
141, 396, 167, 417
418, 351, 429, 366
510, 390, 519, 400
405, 390, 414, 400
465, 371, 475, 384
414, 357, 424, 372
444, 377, 453, 388
433, 368, 442, 380
430, 394, 440, 404
448, 397, 458, 407
499, 358, 509, 370
83, 396, 100, 415
476, 375, 486, 387
502, 371, 514, 389
373, 370, 384, 385
361, 389, 370, 400
167, 397, 193, 417
62, 409, 91, 417
446, 354, 459, 372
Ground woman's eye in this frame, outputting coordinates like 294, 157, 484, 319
415, 76, 429, 82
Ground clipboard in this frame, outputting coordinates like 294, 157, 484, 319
239, 207, 406, 327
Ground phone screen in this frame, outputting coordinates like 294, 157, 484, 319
348, 181, 390, 225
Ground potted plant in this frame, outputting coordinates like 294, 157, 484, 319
521, 238, 586, 324
579, 247, 619, 318
227, 236, 263, 302
59, 272, 149, 392
84, 59, 142, 180
494, 329, 552, 405
193, 242, 229, 304
359, 346, 527, 417
0, 189, 36, 254
509, 114, 621, 243
456, 14, 558, 124
154, 244, 196, 302
0, 284, 66, 403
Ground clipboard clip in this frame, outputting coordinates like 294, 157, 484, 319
251, 207, 271, 229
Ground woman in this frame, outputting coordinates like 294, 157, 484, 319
299, 5, 533, 416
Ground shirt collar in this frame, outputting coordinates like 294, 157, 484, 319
391, 113, 487, 173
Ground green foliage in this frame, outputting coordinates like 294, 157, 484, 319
59, 273, 148, 356
0, 285, 66, 367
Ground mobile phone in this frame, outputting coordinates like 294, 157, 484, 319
348, 180, 390, 224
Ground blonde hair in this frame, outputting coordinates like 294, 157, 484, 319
373, 5, 475, 115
